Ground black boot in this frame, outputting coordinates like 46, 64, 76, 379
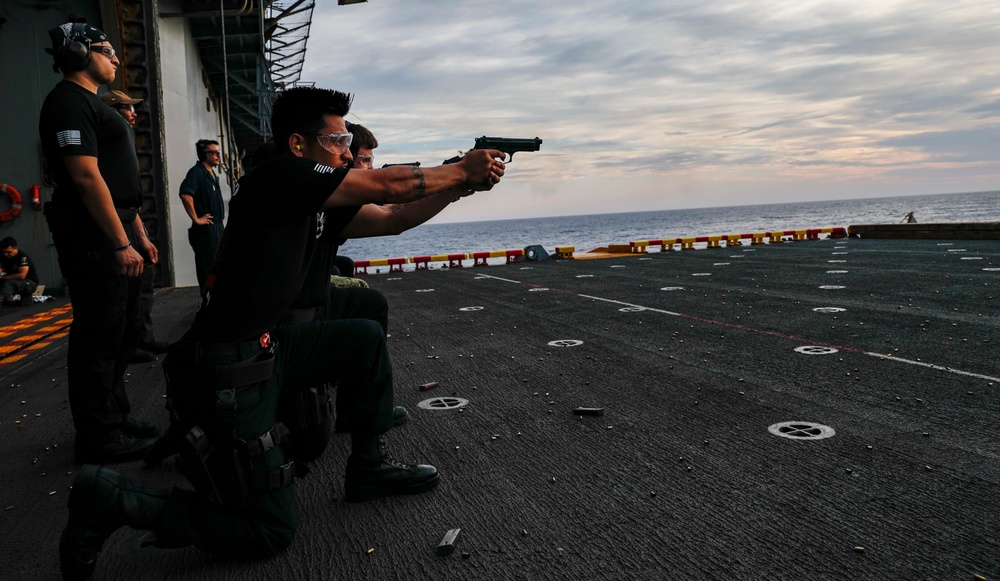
60, 465, 170, 580
344, 435, 439, 502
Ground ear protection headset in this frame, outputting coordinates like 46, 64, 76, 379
59, 23, 93, 72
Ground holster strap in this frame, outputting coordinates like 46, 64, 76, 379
243, 423, 290, 458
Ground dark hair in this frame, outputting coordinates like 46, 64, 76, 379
250, 141, 277, 169
347, 122, 378, 159
271, 87, 353, 156
0, 237, 17, 249
195, 139, 219, 162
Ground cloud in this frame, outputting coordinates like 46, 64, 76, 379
303, 0, 1000, 221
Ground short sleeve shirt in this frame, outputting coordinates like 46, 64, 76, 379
185, 156, 349, 342
179, 163, 225, 224
290, 203, 362, 309
39, 81, 142, 215
0, 251, 39, 284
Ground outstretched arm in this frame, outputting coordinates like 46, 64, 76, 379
324, 149, 504, 209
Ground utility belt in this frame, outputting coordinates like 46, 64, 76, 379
162, 333, 295, 502
164, 337, 276, 390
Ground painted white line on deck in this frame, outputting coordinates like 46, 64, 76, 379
578, 294, 681, 316
865, 353, 1000, 382
478, 272, 1000, 383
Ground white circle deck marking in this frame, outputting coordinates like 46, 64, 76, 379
826, 270, 849, 274
714, 263, 730, 266
519, 267, 534, 270
415, 289, 435, 293
528, 287, 550, 292
576, 275, 594, 278
639, 257, 652, 261
795, 346, 839, 355
619, 306, 646, 312
729, 255, 744, 258
459, 306, 484, 312
947, 249, 967, 252
387, 277, 402, 281
418, 397, 469, 410
660, 287, 685, 291
828, 260, 847, 263
743, 249, 756, 252
611, 265, 626, 268
832, 252, 848, 255
692, 273, 712, 276
960, 257, 983, 260
813, 307, 846, 313
984, 268, 1000, 271
548, 339, 583, 347
768, 421, 836, 440
937, 243, 954, 246
819, 285, 845, 289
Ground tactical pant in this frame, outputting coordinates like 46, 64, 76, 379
47, 207, 143, 442
136, 267, 158, 347
157, 318, 394, 556
322, 286, 389, 336
188, 223, 223, 292
1, 278, 37, 303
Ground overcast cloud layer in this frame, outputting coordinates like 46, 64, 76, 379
303, 0, 1000, 222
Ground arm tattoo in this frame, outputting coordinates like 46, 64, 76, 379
411, 167, 427, 199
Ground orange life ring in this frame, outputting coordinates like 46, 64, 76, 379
0, 184, 22, 222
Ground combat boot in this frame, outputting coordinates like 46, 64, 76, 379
60, 464, 170, 581
344, 435, 439, 502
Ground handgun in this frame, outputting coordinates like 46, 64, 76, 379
444, 136, 542, 164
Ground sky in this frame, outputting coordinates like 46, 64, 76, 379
302, 0, 1000, 223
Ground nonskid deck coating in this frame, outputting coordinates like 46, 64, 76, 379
1, 237, 997, 580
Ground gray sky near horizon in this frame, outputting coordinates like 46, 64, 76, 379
303, 0, 999, 223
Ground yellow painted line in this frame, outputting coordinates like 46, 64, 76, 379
0, 306, 74, 363
0, 354, 28, 365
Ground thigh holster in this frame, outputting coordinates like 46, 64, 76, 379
163, 340, 297, 502
285, 382, 334, 432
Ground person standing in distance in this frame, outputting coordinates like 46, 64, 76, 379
179, 139, 225, 293
39, 20, 160, 463
101, 89, 169, 361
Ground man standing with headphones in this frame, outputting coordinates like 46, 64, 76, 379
39, 20, 161, 464
179, 139, 225, 293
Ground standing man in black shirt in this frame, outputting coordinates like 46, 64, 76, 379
101, 89, 169, 361
39, 21, 160, 464
0, 237, 40, 306
179, 139, 225, 293
59, 86, 505, 579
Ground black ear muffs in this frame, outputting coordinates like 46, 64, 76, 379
59, 23, 92, 72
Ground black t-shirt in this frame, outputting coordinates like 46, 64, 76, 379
185, 156, 348, 342
290, 203, 361, 309
39, 81, 142, 217
0, 251, 39, 284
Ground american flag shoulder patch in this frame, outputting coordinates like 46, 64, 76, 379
56, 130, 83, 148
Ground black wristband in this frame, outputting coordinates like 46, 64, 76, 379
113, 241, 132, 252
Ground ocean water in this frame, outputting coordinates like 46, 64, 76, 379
344, 190, 999, 266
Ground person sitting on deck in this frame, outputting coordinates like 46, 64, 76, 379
0, 237, 40, 306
